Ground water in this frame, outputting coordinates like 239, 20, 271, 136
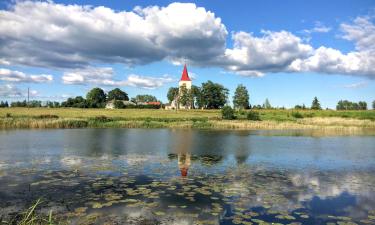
0, 128, 375, 224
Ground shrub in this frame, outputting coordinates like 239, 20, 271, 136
247, 111, 261, 121
291, 111, 303, 118
34, 114, 59, 119
91, 116, 113, 123
221, 106, 235, 120
114, 100, 126, 109
5, 113, 11, 118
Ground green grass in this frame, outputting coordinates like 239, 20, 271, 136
0, 108, 374, 130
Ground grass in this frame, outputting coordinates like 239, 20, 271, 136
0, 108, 374, 130
2, 199, 57, 225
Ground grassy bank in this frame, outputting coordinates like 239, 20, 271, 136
0, 108, 374, 130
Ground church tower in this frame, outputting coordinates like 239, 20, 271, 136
178, 64, 192, 109
179, 64, 192, 90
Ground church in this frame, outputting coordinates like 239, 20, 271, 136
165, 64, 192, 110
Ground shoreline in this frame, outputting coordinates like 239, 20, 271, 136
1, 108, 374, 132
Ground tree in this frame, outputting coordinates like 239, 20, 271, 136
358, 101, 367, 110
263, 98, 272, 109
61, 96, 88, 108
373, 100, 375, 110
179, 84, 193, 109
200, 81, 228, 109
311, 97, 321, 110
114, 100, 125, 109
221, 106, 235, 120
191, 85, 203, 109
86, 88, 106, 108
107, 88, 129, 101
233, 84, 250, 109
131, 95, 157, 103
167, 87, 179, 103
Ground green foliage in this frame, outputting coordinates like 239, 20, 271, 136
61, 96, 88, 108
263, 98, 272, 109
46, 101, 60, 108
86, 87, 106, 108
311, 97, 322, 110
167, 87, 179, 103
373, 100, 375, 110
201, 80, 229, 109
291, 111, 304, 118
294, 104, 306, 110
107, 88, 129, 101
233, 84, 250, 109
191, 85, 203, 109
131, 94, 158, 103
247, 111, 261, 121
221, 106, 235, 120
179, 84, 193, 109
114, 100, 126, 109
0, 101, 9, 108
33, 114, 59, 119
337, 100, 367, 110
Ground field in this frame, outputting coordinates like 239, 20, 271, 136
0, 107, 374, 131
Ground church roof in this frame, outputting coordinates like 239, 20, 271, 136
180, 64, 191, 81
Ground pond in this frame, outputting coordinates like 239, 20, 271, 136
0, 128, 375, 225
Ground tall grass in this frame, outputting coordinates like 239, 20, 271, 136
0, 108, 374, 130
3, 199, 56, 225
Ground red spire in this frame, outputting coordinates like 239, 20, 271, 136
180, 168, 188, 177
180, 64, 191, 81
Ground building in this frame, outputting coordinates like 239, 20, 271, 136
165, 64, 192, 110
105, 100, 136, 109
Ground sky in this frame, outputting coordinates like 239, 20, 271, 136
0, 0, 374, 108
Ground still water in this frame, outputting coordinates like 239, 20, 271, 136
0, 129, 375, 225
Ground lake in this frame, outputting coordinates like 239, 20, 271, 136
0, 128, 375, 225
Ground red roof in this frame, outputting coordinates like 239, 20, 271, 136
180, 168, 188, 177
146, 101, 161, 105
180, 64, 191, 81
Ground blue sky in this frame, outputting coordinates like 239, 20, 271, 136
0, 0, 374, 108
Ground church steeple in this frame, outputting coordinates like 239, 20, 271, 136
180, 64, 191, 81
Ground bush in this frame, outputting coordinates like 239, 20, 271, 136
91, 116, 113, 123
291, 111, 303, 118
221, 106, 235, 120
114, 100, 126, 109
247, 111, 261, 121
34, 114, 59, 119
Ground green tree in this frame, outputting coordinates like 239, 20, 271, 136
373, 100, 375, 110
114, 100, 126, 109
311, 97, 321, 110
191, 85, 203, 109
221, 106, 235, 120
107, 88, 129, 101
131, 95, 157, 103
263, 98, 272, 109
358, 101, 367, 110
200, 81, 229, 109
167, 87, 179, 103
233, 84, 250, 109
86, 88, 106, 108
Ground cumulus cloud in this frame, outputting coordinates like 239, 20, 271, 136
288, 17, 375, 78
0, 1, 226, 69
62, 67, 174, 89
0, 1, 374, 79
0, 68, 53, 83
221, 30, 313, 76
0, 84, 38, 97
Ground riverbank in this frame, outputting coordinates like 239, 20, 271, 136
0, 108, 374, 131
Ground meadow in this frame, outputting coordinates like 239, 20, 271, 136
0, 107, 374, 130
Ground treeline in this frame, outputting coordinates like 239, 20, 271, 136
3, 88, 161, 109
336, 100, 368, 110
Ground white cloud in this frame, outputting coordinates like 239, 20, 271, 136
62, 67, 174, 89
302, 22, 331, 34
342, 81, 368, 89
0, 68, 53, 83
221, 30, 313, 76
0, 84, 38, 97
0, 1, 227, 69
288, 17, 375, 78
0, 1, 374, 79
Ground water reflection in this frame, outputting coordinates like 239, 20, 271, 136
0, 129, 375, 224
